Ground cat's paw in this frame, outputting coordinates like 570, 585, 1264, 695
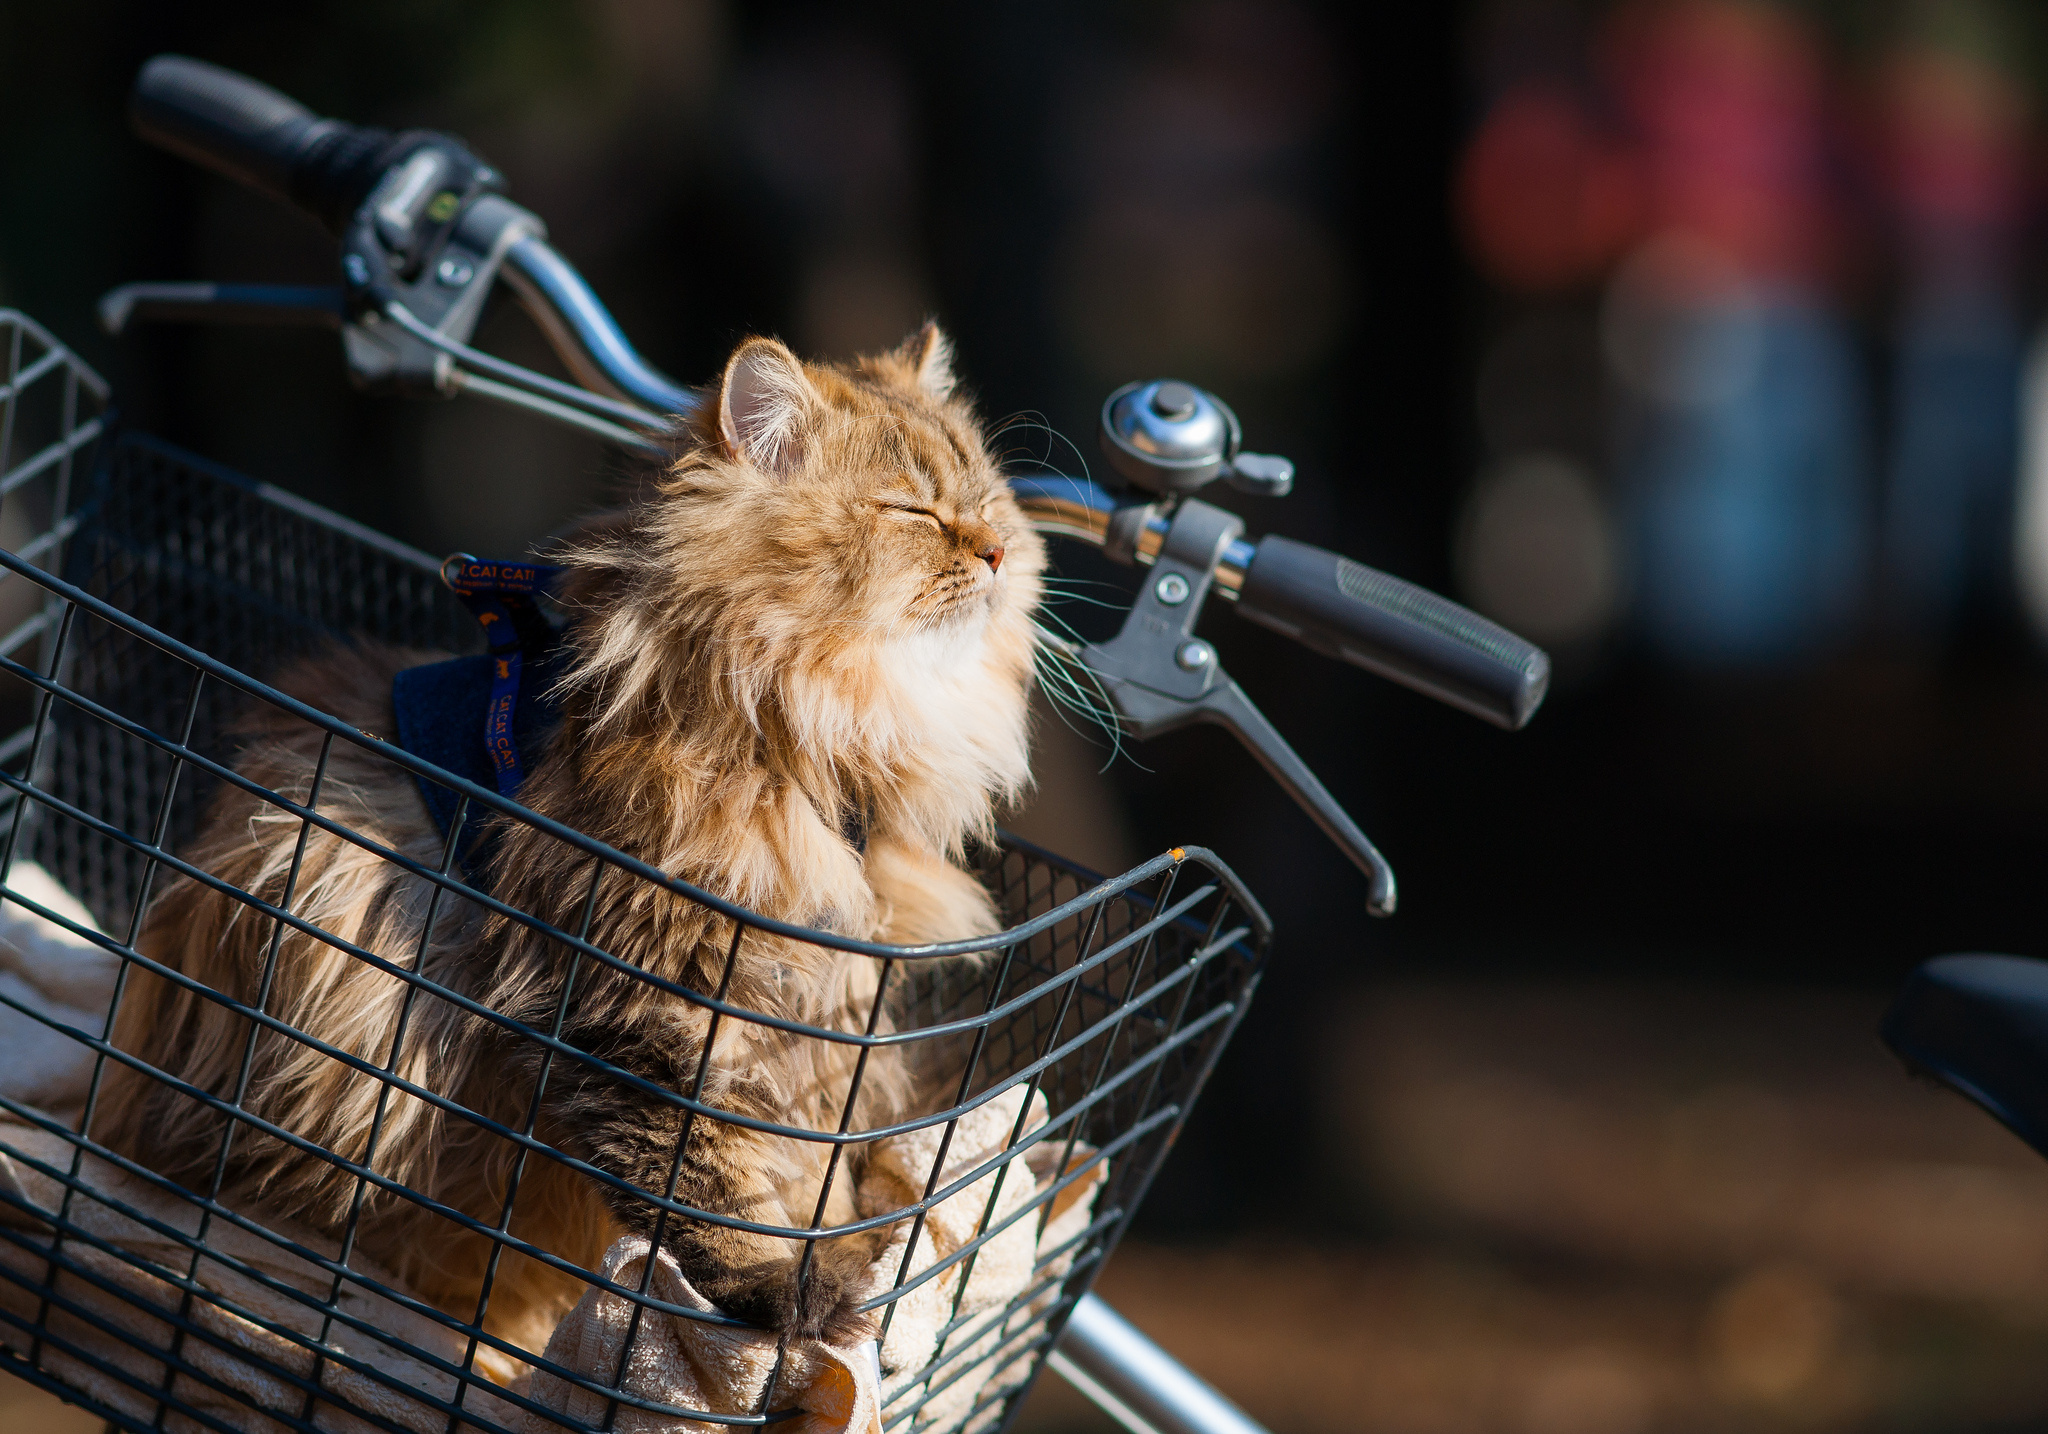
676, 1233, 883, 1344
785, 1255, 880, 1345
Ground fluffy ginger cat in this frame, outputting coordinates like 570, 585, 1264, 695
105, 323, 1045, 1357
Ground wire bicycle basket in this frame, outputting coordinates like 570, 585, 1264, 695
0, 312, 1271, 1434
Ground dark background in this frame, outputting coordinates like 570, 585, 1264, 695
11, 9, 2048, 1427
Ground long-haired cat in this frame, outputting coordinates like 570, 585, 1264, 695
104, 323, 1045, 1361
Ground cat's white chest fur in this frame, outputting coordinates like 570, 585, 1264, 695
869, 617, 1030, 814
881, 618, 990, 683
878, 622, 997, 746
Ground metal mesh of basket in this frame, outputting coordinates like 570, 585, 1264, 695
0, 312, 1270, 1434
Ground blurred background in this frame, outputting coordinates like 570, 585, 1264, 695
8, 1, 2048, 1430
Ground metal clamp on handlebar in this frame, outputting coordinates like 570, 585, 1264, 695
340, 182, 539, 397
1062, 495, 1398, 915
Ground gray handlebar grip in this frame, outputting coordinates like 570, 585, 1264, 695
1236, 535, 1550, 729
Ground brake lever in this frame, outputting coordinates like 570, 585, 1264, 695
1058, 496, 1398, 915
100, 189, 549, 402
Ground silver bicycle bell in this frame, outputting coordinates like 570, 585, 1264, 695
1099, 379, 1295, 498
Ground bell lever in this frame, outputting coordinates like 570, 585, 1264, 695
1100, 378, 1294, 499
1067, 496, 1398, 914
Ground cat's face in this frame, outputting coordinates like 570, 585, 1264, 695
563, 325, 1042, 840
689, 324, 1044, 657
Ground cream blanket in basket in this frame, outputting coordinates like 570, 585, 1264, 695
0, 864, 1104, 1434
0, 862, 122, 1119
0, 865, 529, 1431
522, 1085, 1104, 1434
0, 1097, 1101, 1434
0, 1113, 531, 1434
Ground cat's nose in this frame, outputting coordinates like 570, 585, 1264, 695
978, 542, 1004, 573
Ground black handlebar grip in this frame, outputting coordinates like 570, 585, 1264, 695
131, 56, 396, 234
131, 56, 319, 203
1236, 535, 1550, 729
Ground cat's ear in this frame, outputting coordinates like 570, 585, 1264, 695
897, 320, 956, 400
717, 338, 818, 475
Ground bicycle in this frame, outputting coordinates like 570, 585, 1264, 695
0, 56, 1549, 1434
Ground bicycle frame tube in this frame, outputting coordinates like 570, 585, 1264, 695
1053, 1295, 1268, 1434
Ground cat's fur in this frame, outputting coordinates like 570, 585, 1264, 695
104, 324, 1044, 1361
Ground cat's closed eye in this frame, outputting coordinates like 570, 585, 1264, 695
880, 503, 945, 532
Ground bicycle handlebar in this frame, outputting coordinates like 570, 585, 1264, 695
124, 55, 1548, 735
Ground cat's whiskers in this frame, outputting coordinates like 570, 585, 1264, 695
1028, 614, 1127, 767
990, 413, 1093, 484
